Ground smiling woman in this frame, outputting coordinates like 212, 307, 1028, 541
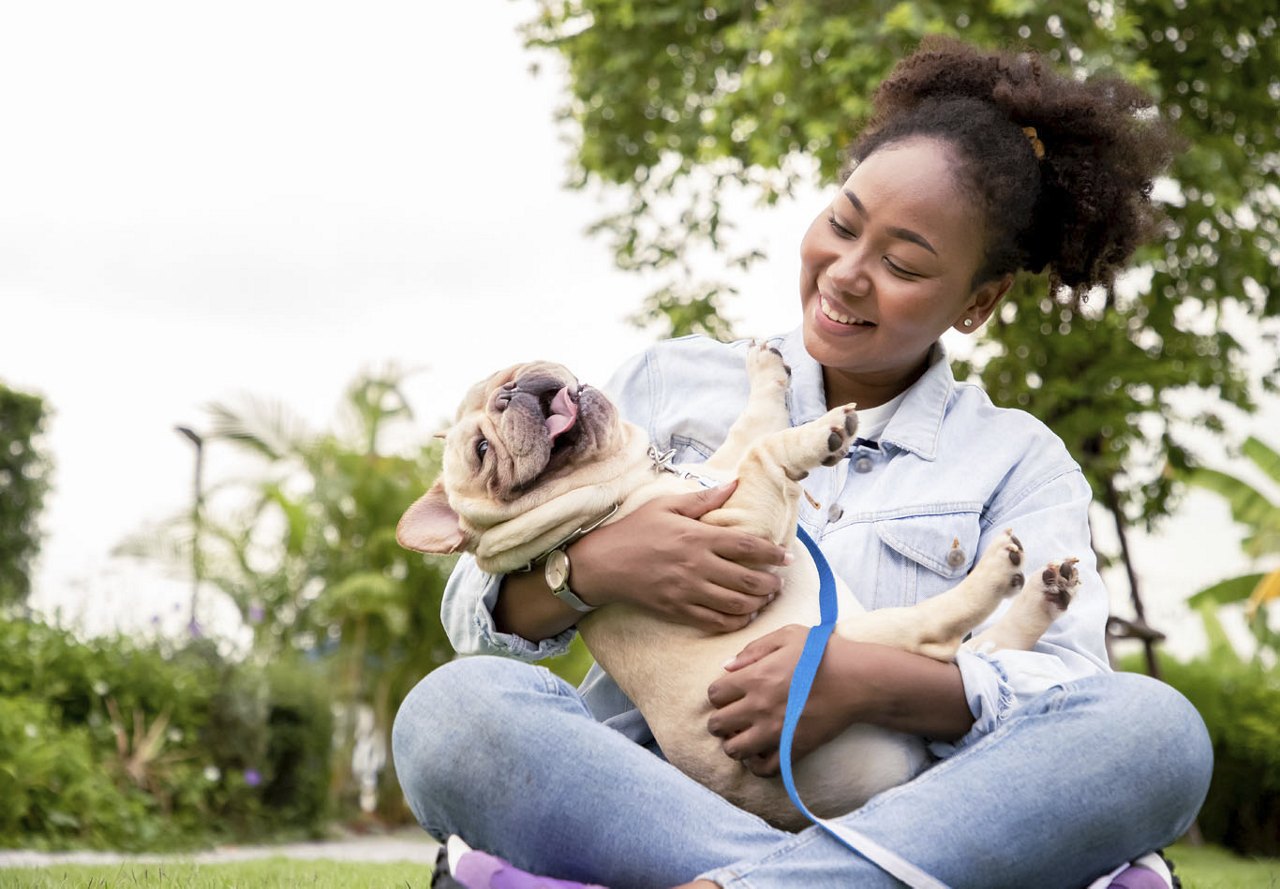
391, 35, 1208, 889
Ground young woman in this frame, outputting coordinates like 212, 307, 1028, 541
393, 37, 1211, 889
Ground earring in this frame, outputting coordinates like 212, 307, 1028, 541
963, 318, 974, 328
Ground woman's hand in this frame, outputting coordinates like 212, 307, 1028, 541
705, 625, 861, 776
569, 481, 791, 634
706, 633, 976, 776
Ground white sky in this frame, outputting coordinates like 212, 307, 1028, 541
2, 1, 1274, 658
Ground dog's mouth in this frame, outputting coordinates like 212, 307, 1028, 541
544, 386, 580, 444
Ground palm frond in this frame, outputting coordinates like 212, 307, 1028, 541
1188, 573, 1267, 608
1245, 569, 1280, 621
1243, 437, 1280, 488
1185, 467, 1278, 531
205, 395, 313, 461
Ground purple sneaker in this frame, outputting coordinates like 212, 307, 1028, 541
1092, 851, 1176, 889
436, 836, 610, 889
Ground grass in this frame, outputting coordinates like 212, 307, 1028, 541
0, 844, 1276, 887
0, 857, 432, 887
1167, 843, 1280, 888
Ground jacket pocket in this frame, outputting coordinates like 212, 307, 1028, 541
872, 509, 983, 607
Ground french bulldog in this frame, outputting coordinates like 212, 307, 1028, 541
398, 344, 1076, 829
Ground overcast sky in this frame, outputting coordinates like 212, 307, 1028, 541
2, 1, 1273, 657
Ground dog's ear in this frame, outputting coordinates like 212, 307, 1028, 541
397, 481, 470, 554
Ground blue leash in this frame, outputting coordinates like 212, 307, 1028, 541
783, 527, 950, 889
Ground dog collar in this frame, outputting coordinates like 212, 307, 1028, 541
513, 502, 621, 575
647, 445, 720, 489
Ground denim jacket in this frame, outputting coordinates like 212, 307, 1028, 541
438, 329, 1112, 756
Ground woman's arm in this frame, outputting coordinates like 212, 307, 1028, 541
705, 627, 973, 776
493, 482, 792, 642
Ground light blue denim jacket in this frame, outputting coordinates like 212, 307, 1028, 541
438, 329, 1112, 756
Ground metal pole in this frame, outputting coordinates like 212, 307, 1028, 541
174, 426, 204, 629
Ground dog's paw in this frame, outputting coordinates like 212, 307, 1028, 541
746, 340, 791, 388
1038, 558, 1079, 613
966, 528, 1027, 596
819, 405, 858, 466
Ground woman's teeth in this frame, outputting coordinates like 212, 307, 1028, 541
821, 296, 872, 327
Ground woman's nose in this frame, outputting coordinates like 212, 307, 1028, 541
827, 244, 871, 295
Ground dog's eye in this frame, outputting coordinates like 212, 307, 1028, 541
475, 438, 489, 461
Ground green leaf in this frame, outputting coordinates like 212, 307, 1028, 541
1244, 437, 1280, 488
1187, 573, 1267, 608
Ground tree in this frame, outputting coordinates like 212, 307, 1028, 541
521, 0, 1279, 659
122, 369, 455, 820
1185, 436, 1280, 659
0, 382, 52, 607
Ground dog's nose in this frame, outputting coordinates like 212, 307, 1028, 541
495, 380, 519, 411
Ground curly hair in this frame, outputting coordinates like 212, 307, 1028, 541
847, 36, 1181, 302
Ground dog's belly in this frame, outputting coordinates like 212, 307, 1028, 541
579, 540, 929, 830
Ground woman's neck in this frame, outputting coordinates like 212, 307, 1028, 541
822, 356, 930, 411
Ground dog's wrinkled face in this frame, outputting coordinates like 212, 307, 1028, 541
397, 361, 621, 554
448, 361, 618, 503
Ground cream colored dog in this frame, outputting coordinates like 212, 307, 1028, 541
398, 344, 1076, 830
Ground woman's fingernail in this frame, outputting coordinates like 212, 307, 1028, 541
782, 551, 794, 566
767, 593, 776, 604
721, 657, 737, 670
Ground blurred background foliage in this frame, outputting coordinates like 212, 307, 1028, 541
116, 368, 458, 823
0, 616, 332, 849
0, 383, 52, 608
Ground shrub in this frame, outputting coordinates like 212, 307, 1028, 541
1128, 653, 1280, 856
0, 614, 335, 849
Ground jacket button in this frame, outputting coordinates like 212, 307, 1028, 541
946, 547, 967, 568
827, 504, 844, 522
853, 456, 874, 473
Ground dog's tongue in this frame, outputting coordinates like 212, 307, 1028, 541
545, 387, 579, 441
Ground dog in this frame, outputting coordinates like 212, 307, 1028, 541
397, 344, 1076, 829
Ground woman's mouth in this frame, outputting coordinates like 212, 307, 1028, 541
820, 295, 875, 327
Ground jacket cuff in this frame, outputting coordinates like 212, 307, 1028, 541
927, 648, 1016, 759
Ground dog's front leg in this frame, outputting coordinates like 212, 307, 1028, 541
702, 404, 857, 544
702, 342, 795, 474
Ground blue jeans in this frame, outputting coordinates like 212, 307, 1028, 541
392, 656, 1211, 889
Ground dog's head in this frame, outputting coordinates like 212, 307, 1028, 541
397, 361, 625, 555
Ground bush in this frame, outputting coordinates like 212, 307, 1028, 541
0, 613, 336, 849
1129, 654, 1280, 856
0, 382, 52, 607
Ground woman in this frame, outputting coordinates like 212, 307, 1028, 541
393, 37, 1211, 889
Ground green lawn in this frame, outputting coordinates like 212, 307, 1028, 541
1167, 843, 1280, 888
0, 857, 431, 888
0, 844, 1275, 887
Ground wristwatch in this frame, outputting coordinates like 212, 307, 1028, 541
544, 547, 597, 613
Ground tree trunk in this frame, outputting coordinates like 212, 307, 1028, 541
1102, 475, 1162, 680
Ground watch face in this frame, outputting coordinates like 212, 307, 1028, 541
545, 549, 570, 591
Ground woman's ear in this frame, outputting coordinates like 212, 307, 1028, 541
954, 274, 1014, 334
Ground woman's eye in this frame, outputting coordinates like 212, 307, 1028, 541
884, 258, 920, 279
827, 214, 855, 238
475, 438, 490, 460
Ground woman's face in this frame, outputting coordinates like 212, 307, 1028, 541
799, 137, 1006, 408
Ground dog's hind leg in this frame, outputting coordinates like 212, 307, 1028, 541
702, 342, 795, 474
965, 558, 1078, 653
702, 403, 857, 544
837, 530, 1028, 660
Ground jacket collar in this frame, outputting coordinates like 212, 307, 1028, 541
777, 327, 954, 462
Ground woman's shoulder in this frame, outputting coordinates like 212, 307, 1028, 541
945, 380, 1076, 467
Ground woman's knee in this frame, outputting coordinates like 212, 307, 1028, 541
1100, 671, 1214, 830
392, 656, 551, 830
